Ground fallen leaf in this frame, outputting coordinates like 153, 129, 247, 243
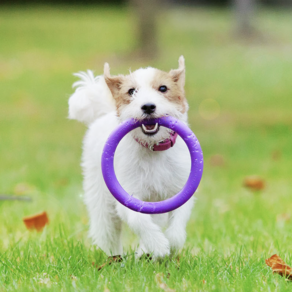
155, 273, 176, 292
243, 176, 265, 191
277, 213, 291, 223
210, 154, 225, 167
95, 255, 123, 271
54, 178, 69, 187
271, 150, 281, 161
14, 182, 35, 195
265, 254, 292, 280
23, 211, 49, 232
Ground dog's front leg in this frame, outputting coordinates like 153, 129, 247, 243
165, 196, 195, 254
117, 204, 170, 260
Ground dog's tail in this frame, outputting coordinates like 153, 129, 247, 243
68, 70, 115, 126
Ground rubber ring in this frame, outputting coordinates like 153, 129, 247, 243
101, 116, 203, 214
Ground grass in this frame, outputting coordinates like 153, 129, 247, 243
1, 5, 292, 291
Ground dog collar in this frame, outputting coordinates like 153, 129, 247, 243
135, 131, 178, 151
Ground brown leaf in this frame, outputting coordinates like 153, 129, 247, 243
23, 211, 49, 232
210, 154, 225, 167
271, 150, 281, 161
14, 182, 36, 195
95, 255, 123, 271
265, 254, 292, 280
54, 178, 69, 187
277, 213, 291, 223
243, 176, 265, 191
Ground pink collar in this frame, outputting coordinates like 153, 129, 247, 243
136, 131, 178, 151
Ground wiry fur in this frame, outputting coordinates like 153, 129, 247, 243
68, 70, 115, 125
68, 56, 195, 259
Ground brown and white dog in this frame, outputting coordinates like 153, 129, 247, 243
68, 56, 194, 259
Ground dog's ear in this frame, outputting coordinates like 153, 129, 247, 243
169, 56, 185, 91
104, 63, 124, 98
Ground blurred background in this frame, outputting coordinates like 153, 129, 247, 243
1, 0, 292, 286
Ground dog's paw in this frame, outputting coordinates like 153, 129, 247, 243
152, 244, 170, 260
165, 227, 186, 254
140, 233, 170, 260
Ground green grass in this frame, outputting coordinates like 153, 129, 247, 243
1, 5, 292, 291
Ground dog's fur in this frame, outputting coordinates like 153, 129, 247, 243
68, 56, 195, 259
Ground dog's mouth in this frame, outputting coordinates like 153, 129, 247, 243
141, 123, 160, 136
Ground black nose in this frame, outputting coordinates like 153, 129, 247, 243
141, 103, 156, 115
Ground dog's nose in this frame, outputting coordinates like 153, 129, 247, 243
141, 103, 156, 115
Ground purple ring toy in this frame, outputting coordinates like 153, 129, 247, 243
101, 116, 203, 214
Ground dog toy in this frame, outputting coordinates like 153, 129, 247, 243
101, 116, 203, 214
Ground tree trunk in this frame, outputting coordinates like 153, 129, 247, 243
129, 0, 159, 59
234, 0, 256, 37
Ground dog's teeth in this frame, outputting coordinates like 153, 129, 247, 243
142, 123, 158, 133
142, 124, 147, 132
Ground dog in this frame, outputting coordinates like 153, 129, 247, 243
68, 56, 194, 259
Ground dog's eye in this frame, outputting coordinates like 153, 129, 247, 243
128, 88, 136, 96
158, 85, 167, 93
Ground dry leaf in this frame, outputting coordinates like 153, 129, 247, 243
271, 150, 281, 161
23, 211, 49, 232
155, 273, 176, 292
277, 213, 291, 223
210, 154, 225, 167
265, 254, 292, 280
95, 255, 123, 271
14, 182, 35, 195
54, 178, 69, 187
243, 176, 265, 191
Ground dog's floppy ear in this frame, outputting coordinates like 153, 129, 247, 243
169, 55, 185, 91
104, 63, 124, 98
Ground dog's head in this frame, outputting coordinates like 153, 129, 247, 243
104, 56, 189, 144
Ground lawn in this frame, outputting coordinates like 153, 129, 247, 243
1, 5, 292, 291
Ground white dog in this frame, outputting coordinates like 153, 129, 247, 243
68, 56, 194, 259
